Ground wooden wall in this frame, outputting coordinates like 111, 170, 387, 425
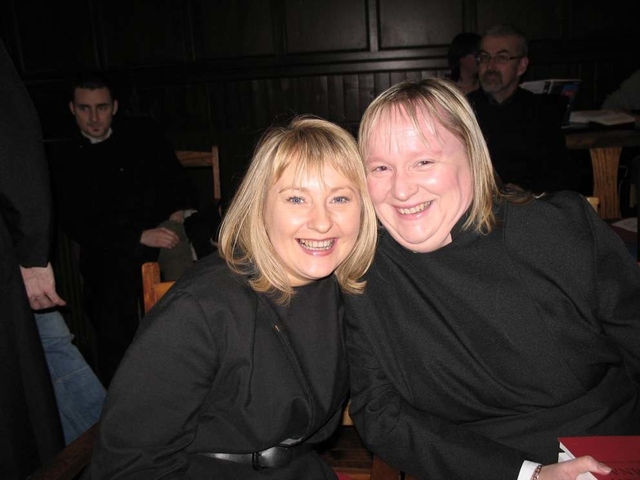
3, 0, 638, 201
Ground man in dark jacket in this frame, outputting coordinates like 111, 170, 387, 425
467, 24, 575, 193
52, 75, 199, 385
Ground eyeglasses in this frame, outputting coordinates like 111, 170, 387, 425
475, 52, 522, 65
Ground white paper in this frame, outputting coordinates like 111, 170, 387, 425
570, 109, 636, 126
612, 217, 638, 233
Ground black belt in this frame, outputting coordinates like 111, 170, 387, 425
199, 443, 313, 470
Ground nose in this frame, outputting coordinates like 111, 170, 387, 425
391, 169, 418, 201
89, 107, 99, 122
308, 203, 333, 233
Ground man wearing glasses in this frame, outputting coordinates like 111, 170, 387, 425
467, 25, 575, 193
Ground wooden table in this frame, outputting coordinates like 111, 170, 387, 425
565, 126, 640, 219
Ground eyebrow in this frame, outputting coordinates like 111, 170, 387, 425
481, 48, 512, 55
277, 185, 356, 194
76, 102, 111, 107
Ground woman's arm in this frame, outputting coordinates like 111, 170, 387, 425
580, 197, 640, 384
344, 299, 527, 480
88, 291, 220, 479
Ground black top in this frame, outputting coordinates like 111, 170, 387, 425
0, 38, 64, 478
86, 254, 347, 479
467, 88, 575, 193
345, 191, 640, 479
51, 117, 199, 276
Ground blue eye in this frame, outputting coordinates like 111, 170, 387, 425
286, 196, 304, 204
333, 196, 350, 204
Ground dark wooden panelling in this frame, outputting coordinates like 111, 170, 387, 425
101, 0, 188, 66
570, 0, 639, 40
378, 0, 463, 49
328, 75, 346, 122
251, 79, 271, 127
284, 0, 368, 53
135, 82, 214, 149
14, 0, 98, 74
279, 77, 301, 120
6, 0, 638, 155
191, 0, 275, 59
344, 74, 361, 122
4, 0, 635, 350
476, 0, 563, 40
358, 74, 375, 123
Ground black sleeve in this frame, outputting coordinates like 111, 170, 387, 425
583, 198, 640, 384
0, 39, 52, 267
344, 298, 527, 479
89, 291, 221, 479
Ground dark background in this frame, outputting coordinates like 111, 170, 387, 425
2, 0, 638, 203
2, 0, 638, 355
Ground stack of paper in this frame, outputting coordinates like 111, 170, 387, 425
570, 110, 636, 126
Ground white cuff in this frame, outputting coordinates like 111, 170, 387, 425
518, 461, 542, 480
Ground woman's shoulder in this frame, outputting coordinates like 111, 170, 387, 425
502, 190, 597, 245
512, 191, 591, 219
168, 253, 255, 307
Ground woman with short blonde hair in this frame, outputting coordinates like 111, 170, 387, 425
220, 115, 377, 302
347, 78, 639, 480
87, 115, 377, 480
359, 78, 501, 235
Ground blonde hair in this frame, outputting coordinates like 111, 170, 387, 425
219, 115, 377, 303
359, 78, 501, 234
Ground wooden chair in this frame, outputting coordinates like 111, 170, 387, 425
28, 424, 97, 480
175, 146, 221, 204
585, 196, 600, 213
141, 261, 174, 313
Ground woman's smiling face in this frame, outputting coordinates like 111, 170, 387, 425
365, 107, 473, 252
264, 163, 362, 286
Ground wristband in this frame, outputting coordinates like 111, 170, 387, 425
531, 464, 543, 480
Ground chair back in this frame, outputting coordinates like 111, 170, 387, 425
175, 146, 221, 203
585, 196, 600, 213
141, 262, 175, 314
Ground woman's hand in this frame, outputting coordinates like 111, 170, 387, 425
20, 263, 66, 310
539, 457, 611, 480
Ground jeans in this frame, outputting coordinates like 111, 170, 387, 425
35, 310, 106, 444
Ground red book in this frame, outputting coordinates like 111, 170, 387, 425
558, 436, 640, 480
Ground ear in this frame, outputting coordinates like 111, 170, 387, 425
517, 56, 529, 77
69, 101, 76, 116
112, 99, 119, 116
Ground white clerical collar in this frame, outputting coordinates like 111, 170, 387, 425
81, 127, 113, 144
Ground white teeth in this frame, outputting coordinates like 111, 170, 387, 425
298, 239, 334, 250
398, 201, 432, 215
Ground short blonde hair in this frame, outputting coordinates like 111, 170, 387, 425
219, 115, 377, 303
359, 78, 500, 234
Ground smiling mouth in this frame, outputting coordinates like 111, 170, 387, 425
298, 239, 335, 251
397, 201, 432, 215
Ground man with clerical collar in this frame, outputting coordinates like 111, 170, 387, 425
467, 25, 576, 193
69, 80, 118, 143
52, 75, 199, 385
